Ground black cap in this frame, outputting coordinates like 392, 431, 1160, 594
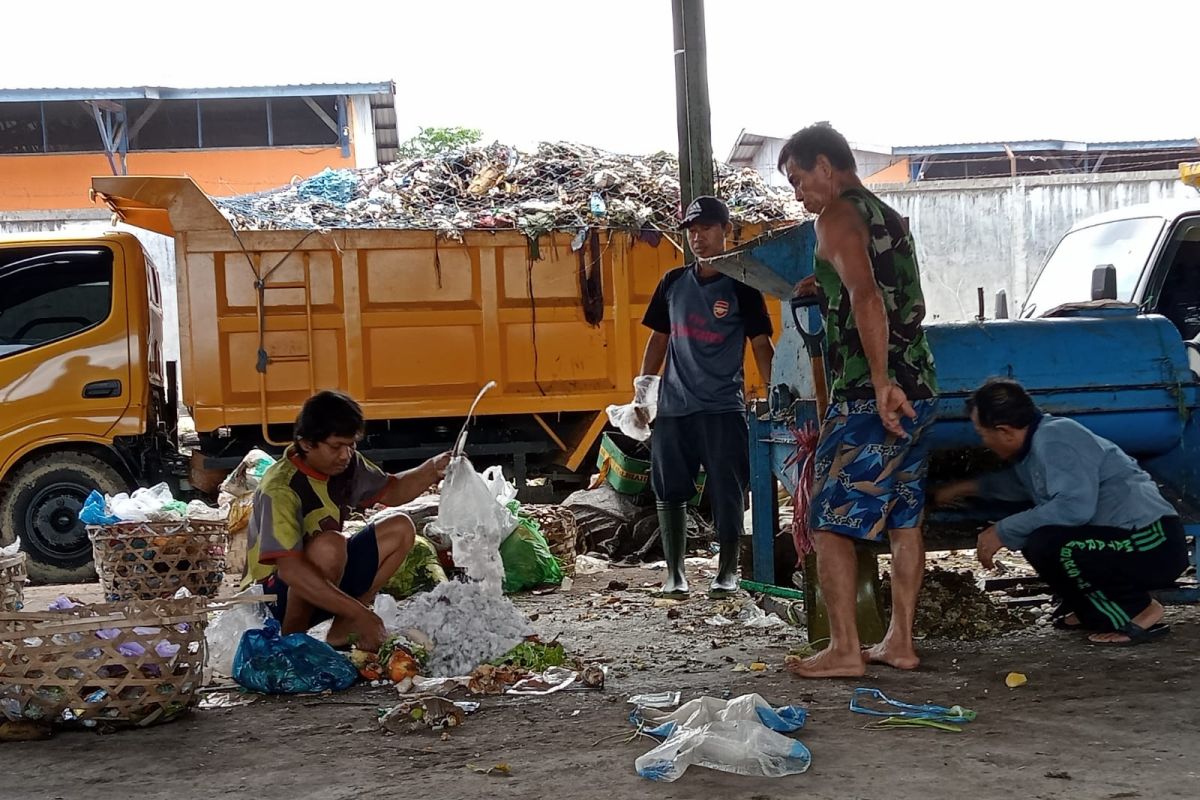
680, 195, 731, 229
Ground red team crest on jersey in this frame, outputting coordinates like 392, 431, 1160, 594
712, 299, 729, 319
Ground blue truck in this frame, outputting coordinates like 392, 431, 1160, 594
713, 198, 1200, 588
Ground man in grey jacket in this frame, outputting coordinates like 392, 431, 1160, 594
935, 379, 1189, 645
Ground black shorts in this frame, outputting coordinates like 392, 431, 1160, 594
261, 524, 380, 629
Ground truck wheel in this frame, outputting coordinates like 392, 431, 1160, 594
0, 452, 129, 584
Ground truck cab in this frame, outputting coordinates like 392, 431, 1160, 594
0, 231, 170, 582
1022, 200, 1200, 342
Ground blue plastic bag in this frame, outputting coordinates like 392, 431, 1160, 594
231, 619, 358, 694
80, 490, 120, 525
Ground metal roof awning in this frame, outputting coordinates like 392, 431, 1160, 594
0, 82, 396, 103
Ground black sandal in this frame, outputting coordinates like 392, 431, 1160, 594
1089, 621, 1170, 646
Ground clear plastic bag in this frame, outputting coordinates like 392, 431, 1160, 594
632, 693, 807, 739
634, 720, 812, 782
205, 585, 269, 681
605, 375, 660, 442
426, 456, 517, 588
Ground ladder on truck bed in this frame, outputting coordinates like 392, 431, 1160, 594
240, 232, 321, 447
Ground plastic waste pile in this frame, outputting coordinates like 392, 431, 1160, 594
630, 693, 812, 782
218, 449, 275, 535
386, 457, 534, 677
80, 483, 226, 526
215, 141, 808, 239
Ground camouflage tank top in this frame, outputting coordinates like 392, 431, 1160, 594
814, 186, 938, 402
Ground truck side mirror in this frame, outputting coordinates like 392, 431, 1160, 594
1091, 264, 1117, 301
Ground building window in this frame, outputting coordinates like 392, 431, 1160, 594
0, 101, 43, 154
270, 96, 339, 147
0, 247, 114, 358
127, 99, 199, 150
41, 102, 104, 153
0, 95, 346, 154
200, 98, 269, 148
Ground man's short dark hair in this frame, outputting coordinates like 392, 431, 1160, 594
777, 121, 857, 173
294, 390, 365, 445
966, 379, 1042, 429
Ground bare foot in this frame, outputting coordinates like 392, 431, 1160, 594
785, 647, 866, 679
862, 640, 920, 670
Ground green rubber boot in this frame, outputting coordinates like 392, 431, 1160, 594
654, 501, 690, 599
708, 541, 740, 598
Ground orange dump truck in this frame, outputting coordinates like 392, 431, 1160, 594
0, 175, 779, 580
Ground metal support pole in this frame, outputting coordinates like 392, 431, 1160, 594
672, 0, 714, 261
748, 409, 778, 583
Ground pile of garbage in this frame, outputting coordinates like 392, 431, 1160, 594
882, 568, 1033, 640
215, 141, 808, 239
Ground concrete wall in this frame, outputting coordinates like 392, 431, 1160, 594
872, 171, 1200, 321
0, 211, 180, 367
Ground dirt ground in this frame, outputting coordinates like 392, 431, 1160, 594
6, 562, 1199, 800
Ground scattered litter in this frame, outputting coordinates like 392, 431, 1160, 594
629, 691, 682, 709
575, 555, 612, 575
705, 615, 735, 627
653, 598, 683, 609
849, 688, 976, 724
507, 667, 578, 696
379, 697, 465, 734
642, 561, 668, 571
197, 692, 257, 710
749, 662, 768, 672
1005, 672, 1028, 688
468, 762, 512, 777
607, 580, 630, 592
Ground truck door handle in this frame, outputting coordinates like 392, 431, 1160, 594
82, 380, 122, 398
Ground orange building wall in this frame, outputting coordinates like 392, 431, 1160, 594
0, 146, 357, 211
863, 157, 911, 185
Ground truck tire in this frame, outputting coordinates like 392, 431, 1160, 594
0, 452, 129, 584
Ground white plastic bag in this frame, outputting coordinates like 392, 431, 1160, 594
0, 538, 19, 558
634, 720, 811, 782
426, 456, 517, 588
605, 375, 661, 442
204, 585, 268, 682
481, 465, 519, 507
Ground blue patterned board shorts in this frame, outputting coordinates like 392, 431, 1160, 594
809, 398, 939, 540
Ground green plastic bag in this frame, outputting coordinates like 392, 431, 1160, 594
382, 535, 448, 599
500, 503, 564, 594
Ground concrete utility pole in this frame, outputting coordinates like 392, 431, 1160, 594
672, 0, 714, 230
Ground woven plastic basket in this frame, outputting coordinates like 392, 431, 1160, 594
520, 505, 579, 577
88, 520, 229, 602
0, 551, 27, 612
0, 595, 208, 728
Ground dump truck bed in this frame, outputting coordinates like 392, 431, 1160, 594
93, 176, 779, 468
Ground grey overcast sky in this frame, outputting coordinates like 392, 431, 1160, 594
2, 0, 1194, 158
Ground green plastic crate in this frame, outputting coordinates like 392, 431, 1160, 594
596, 432, 706, 506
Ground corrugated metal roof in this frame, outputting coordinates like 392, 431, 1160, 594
0, 82, 396, 102
894, 139, 1199, 155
